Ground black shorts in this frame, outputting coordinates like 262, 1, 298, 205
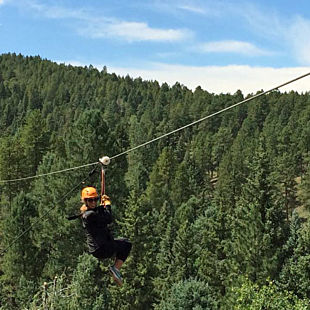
92, 238, 132, 262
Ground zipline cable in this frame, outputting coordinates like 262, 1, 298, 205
110, 71, 310, 159
0, 167, 98, 256
0, 162, 98, 183
0, 71, 309, 184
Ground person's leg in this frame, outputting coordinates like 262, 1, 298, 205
114, 258, 124, 270
93, 247, 123, 286
113, 239, 132, 268
92, 244, 114, 260
109, 239, 132, 286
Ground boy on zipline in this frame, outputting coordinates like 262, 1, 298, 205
80, 186, 132, 286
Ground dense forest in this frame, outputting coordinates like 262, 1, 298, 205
1, 53, 310, 309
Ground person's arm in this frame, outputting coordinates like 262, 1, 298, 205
82, 210, 97, 226
98, 195, 113, 224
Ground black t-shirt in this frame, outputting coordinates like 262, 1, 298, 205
82, 205, 113, 253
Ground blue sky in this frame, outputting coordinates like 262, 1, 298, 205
1, 0, 310, 94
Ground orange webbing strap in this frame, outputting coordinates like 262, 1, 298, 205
100, 164, 105, 205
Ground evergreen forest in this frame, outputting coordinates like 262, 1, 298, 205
1, 53, 310, 309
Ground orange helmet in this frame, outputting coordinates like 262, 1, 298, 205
81, 187, 99, 200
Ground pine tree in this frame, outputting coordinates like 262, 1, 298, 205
68, 254, 111, 309
117, 148, 176, 309
0, 192, 39, 308
192, 203, 230, 298
228, 277, 310, 310
171, 197, 202, 280
0, 135, 25, 203
229, 137, 287, 284
279, 219, 310, 298
29, 151, 88, 280
298, 158, 310, 211
19, 109, 49, 178
155, 278, 218, 310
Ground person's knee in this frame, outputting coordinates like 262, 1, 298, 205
118, 238, 132, 251
125, 240, 132, 253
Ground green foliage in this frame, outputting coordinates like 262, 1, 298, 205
68, 254, 110, 310
299, 160, 310, 211
0, 192, 39, 308
1, 53, 310, 308
229, 278, 310, 310
19, 109, 49, 177
279, 220, 310, 298
27, 255, 110, 310
155, 278, 218, 310
192, 204, 230, 297
229, 137, 288, 286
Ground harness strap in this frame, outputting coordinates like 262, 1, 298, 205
100, 164, 106, 205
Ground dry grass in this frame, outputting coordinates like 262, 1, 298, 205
295, 205, 310, 219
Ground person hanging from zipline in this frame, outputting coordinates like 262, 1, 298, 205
80, 186, 132, 286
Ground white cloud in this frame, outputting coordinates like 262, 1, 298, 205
107, 63, 310, 95
237, 4, 285, 39
231, 4, 310, 65
288, 17, 310, 65
26, 1, 87, 19
199, 40, 271, 56
178, 5, 205, 14
24, 1, 191, 42
58, 59, 310, 95
89, 21, 191, 42
156, 1, 226, 18
251, 13, 310, 65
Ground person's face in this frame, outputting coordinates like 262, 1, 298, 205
85, 197, 99, 208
